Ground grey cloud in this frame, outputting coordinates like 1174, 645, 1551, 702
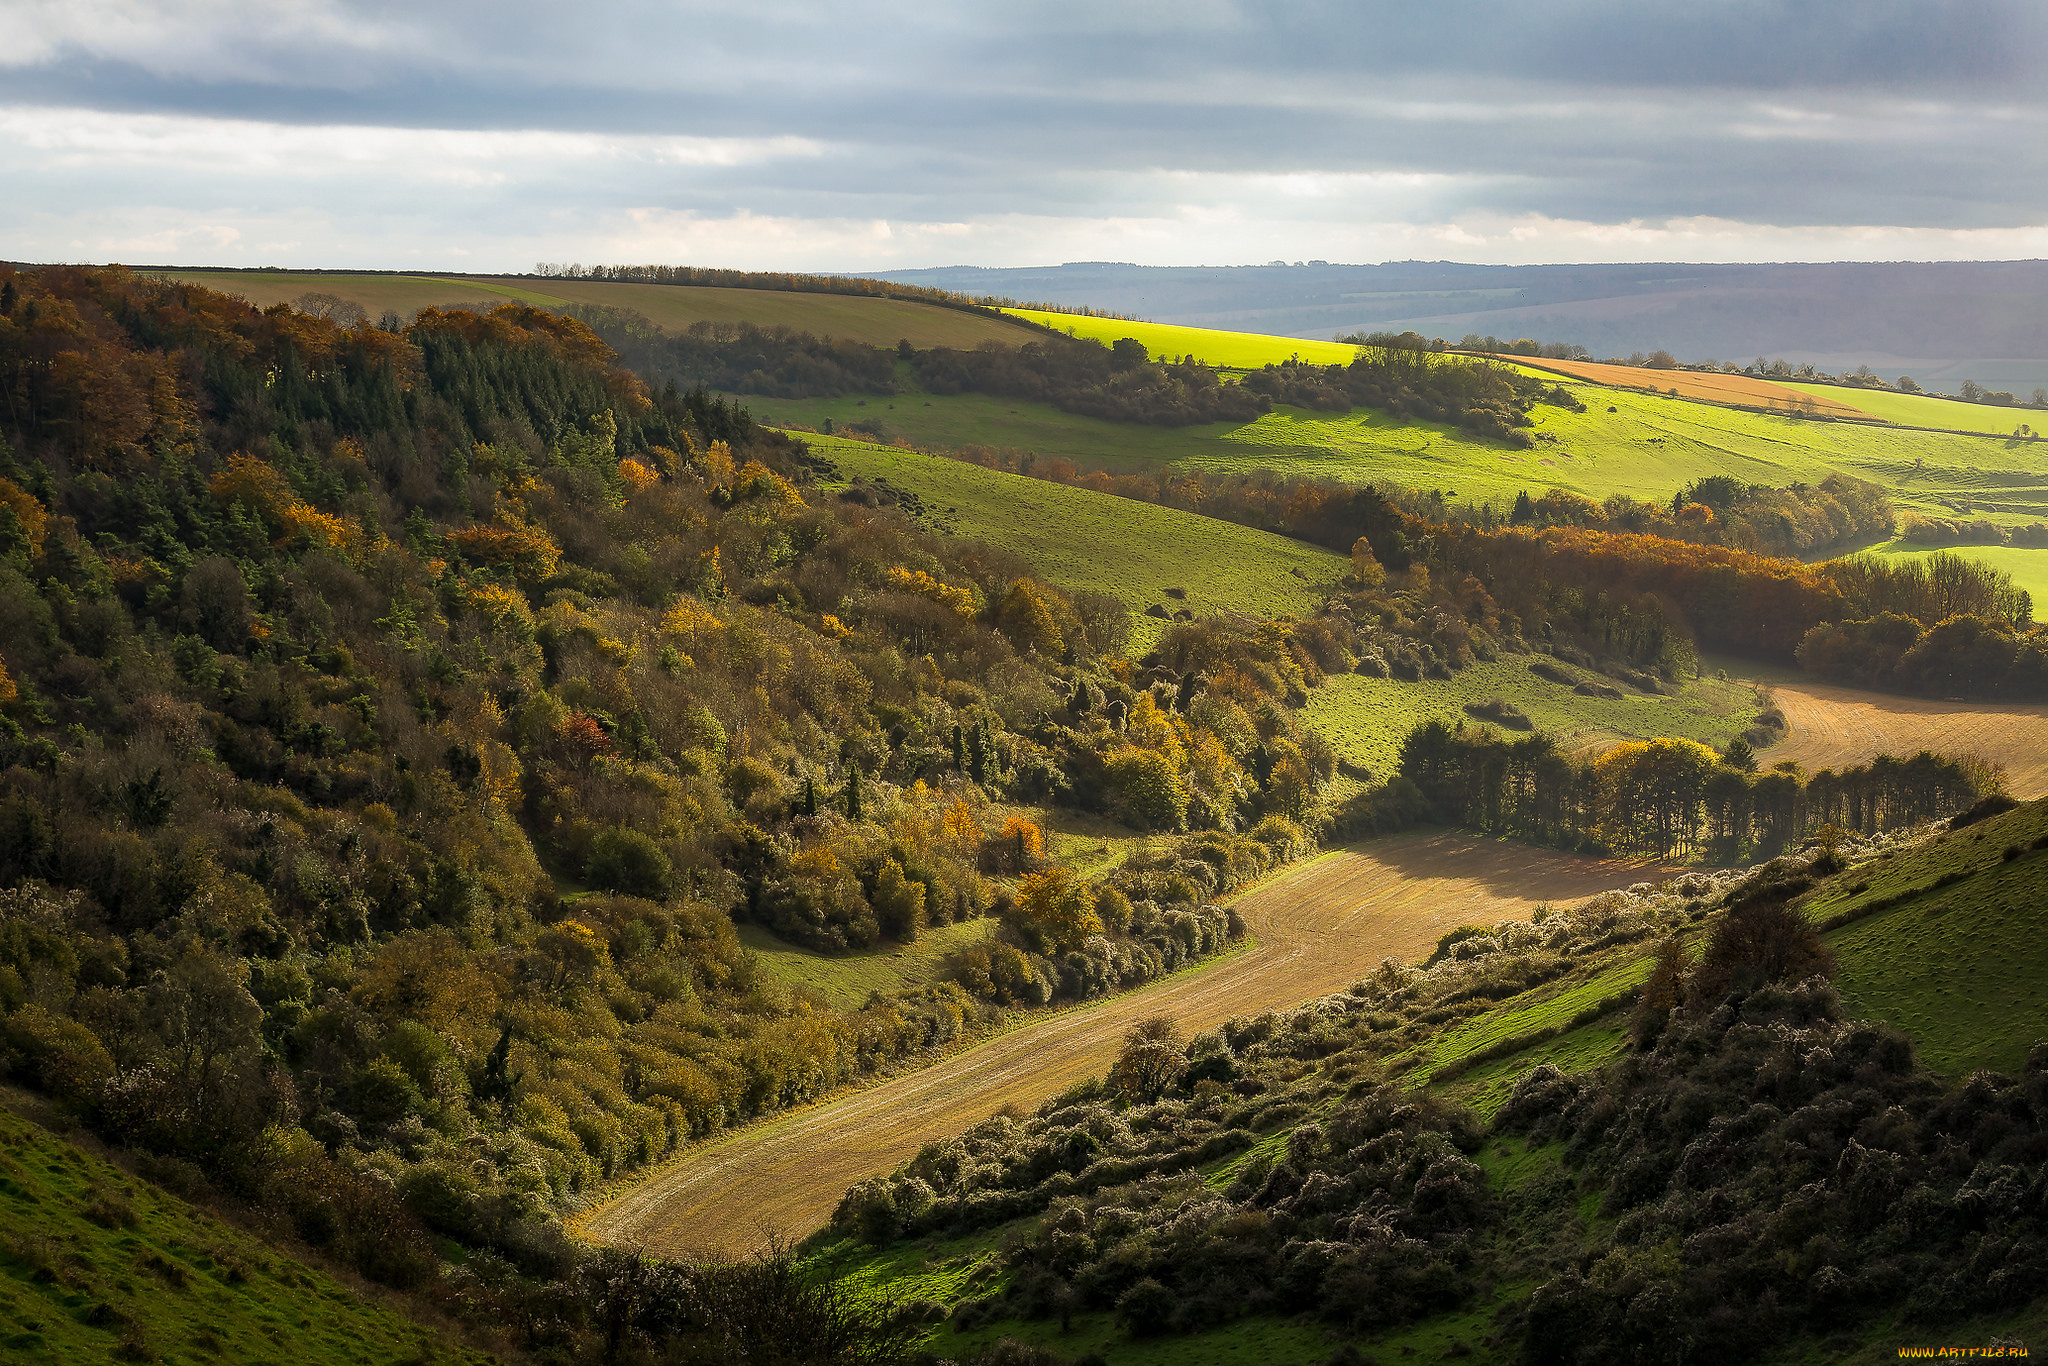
3, 0, 2046, 262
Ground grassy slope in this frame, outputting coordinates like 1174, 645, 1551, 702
1803, 798, 2048, 1076
153, 270, 1034, 349
737, 920, 999, 1011
0, 1103, 488, 1366
1781, 382, 2045, 437
801, 433, 1345, 650
761, 371, 2048, 524
832, 799, 2048, 1362
806, 433, 1759, 764
1304, 662, 1762, 780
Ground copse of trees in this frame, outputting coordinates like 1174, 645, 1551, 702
1382, 717, 1993, 859
1241, 344, 1550, 446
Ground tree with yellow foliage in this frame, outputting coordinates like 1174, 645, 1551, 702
1013, 868, 1102, 953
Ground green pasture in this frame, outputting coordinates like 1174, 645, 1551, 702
1827, 849, 2048, 1076
1806, 798, 2048, 1076
1001, 308, 1362, 368
1781, 382, 2046, 437
1302, 661, 1763, 780
155, 268, 557, 316
798, 433, 1345, 649
754, 390, 1228, 469
156, 270, 1035, 350
737, 919, 998, 1011
763, 370, 2048, 532
0, 1104, 488, 1366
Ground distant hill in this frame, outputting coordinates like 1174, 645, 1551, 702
869, 260, 2048, 397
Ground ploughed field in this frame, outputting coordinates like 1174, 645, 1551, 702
1764, 680, 2048, 799
579, 833, 1674, 1256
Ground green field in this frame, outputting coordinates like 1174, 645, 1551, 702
1304, 660, 1763, 779
737, 919, 999, 1011
1782, 382, 2047, 436
156, 270, 1037, 350
801, 433, 1345, 648
1002, 308, 1363, 368
0, 1102, 489, 1366
1807, 799, 2048, 1075
762, 370, 2048, 528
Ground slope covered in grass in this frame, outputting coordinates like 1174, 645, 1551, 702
0, 1103, 487, 1366
1303, 660, 1761, 779
157, 269, 1035, 349
764, 369, 2046, 526
1803, 797, 2048, 1075
801, 434, 1345, 647
1782, 382, 2046, 436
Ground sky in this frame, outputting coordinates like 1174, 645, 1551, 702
3, 0, 2046, 272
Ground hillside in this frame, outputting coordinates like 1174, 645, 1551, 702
797, 433, 1764, 769
819, 805, 2048, 1364
0, 1100, 491, 1366
580, 831, 1680, 1257
801, 433, 1344, 646
152, 269, 1038, 349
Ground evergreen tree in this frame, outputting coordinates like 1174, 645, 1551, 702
951, 723, 968, 773
476, 1027, 523, 1124
801, 775, 818, 817
844, 762, 864, 821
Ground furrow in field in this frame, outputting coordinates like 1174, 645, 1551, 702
580, 833, 1673, 1256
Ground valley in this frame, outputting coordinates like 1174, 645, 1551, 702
579, 831, 1675, 1256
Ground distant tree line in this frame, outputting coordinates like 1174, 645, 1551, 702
1380, 718, 1992, 860
527, 261, 1003, 316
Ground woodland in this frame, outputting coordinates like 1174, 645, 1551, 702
0, 263, 2038, 1364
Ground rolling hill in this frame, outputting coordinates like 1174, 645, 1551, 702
0, 1100, 493, 1366
150, 269, 1039, 350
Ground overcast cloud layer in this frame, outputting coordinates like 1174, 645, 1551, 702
3, 0, 2045, 270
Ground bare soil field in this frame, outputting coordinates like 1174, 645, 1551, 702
1505, 355, 1873, 417
580, 833, 1674, 1256
1765, 681, 2048, 799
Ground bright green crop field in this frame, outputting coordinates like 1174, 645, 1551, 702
1001, 309, 1363, 368
0, 1103, 490, 1366
800, 433, 1345, 648
1302, 661, 1763, 780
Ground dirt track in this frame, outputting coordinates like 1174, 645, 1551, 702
1765, 681, 2048, 799
581, 833, 1672, 1256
